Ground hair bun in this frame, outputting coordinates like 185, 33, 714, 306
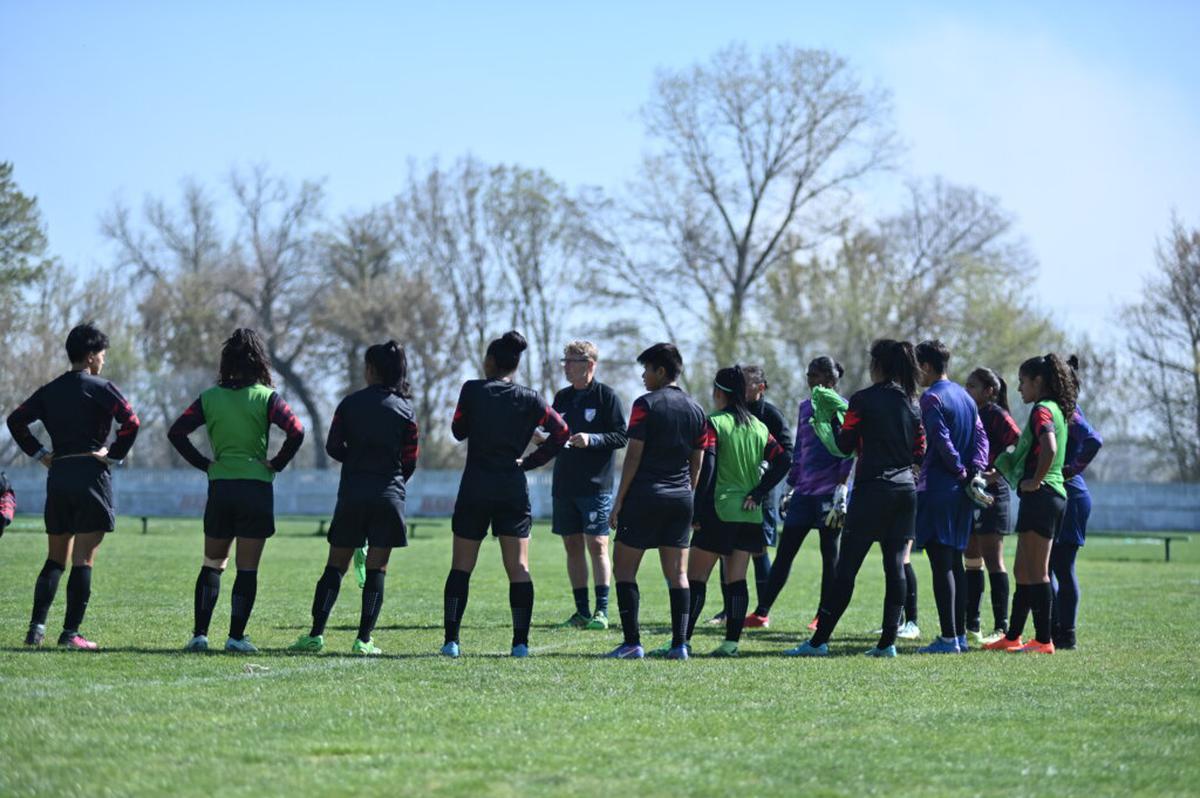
502, 330, 528, 353
834, 361, 845, 378
1067, 354, 1080, 370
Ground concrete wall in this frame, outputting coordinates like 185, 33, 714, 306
2, 468, 1198, 532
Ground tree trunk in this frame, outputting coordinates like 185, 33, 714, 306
273, 357, 327, 469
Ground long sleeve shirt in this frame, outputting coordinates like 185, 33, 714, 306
325, 385, 420, 499
917, 378, 988, 492
789, 398, 855, 496
167, 382, 304, 475
835, 381, 926, 487
549, 380, 627, 497
7, 370, 140, 462
1063, 405, 1103, 494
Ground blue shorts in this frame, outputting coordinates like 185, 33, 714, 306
1056, 489, 1091, 547
783, 492, 834, 533
761, 491, 779, 547
915, 490, 974, 552
552, 494, 613, 536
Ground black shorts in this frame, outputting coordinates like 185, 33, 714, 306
328, 492, 408, 549
204, 479, 275, 540
616, 493, 692, 550
452, 491, 532, 540
972, 482, 1012, 536
844, 482, 916, 541
691, 518, 763, 556
45, 460, 115, 535
1014, 484, 1067, 540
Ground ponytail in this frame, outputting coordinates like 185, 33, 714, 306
1066, 354, 1081, 392
870, 339, 920, 399
365, 340, 411, 398
713, 365, 753, 426
970, 367, 1010, 412
486, 330, 527, 374
1018, 354, 1078, 418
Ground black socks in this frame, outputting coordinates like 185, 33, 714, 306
1030, 581, 1053, 645
193, 566, 222, 637
668, 586, 691, 648
616, 581, 640, 646
310, 566, 343, 637
510, 581, 534, 647
989, 571, 1010, 632
903, 562, 918, 624
31, 559, 65, 627
572, 586, 589, 618
358, 569, 385, 643
965, 568, 985, 631
63, 566, 92, 634
443, 569, 471, 645
686, 580, 707, 642
1008, 583, 1030, 640
229, 569, 258, 640
724, 580, 749, 643
594, 584, 610, 615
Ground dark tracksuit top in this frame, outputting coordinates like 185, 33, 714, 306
451, 378, 568, 502
549, 380, 627, 498
625, 386, 708, 502
8, 370, 140, 463
835, 381, 927, 487
325, 385, 420, 501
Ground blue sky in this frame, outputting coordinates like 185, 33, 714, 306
3, 1, 1198, 343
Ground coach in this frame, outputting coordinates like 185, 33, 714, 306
541, 340, 627, 631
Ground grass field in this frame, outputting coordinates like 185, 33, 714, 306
0, 515, 1197, 797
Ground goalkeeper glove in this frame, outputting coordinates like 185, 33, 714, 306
825, 483, 848, 529
965, 473, 994, 508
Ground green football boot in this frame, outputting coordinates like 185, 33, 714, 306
351, 638, 381, 656
287, 634, 324, 653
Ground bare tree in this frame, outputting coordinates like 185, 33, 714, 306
396, 158, 499, 369
635, 44, 897, 365
1, 265, 148, 464
226, 166, 329, 465
484, 165, 602, 396
314, 205, 461, 466
102, 168, 331, 466
1122, 217, 1200, 480
759, 179, 1059, 409
101, 182, 234, 465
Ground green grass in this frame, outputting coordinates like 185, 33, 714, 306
1, 515, 1197, 797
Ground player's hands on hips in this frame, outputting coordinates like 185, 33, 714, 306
1018, 478, 1041, 494
742, 495, 760, 511
531, 428, 548, 445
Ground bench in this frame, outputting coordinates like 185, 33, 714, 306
1087, 531, 1191, 562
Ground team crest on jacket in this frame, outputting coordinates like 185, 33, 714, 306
584, 408, 597, 422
